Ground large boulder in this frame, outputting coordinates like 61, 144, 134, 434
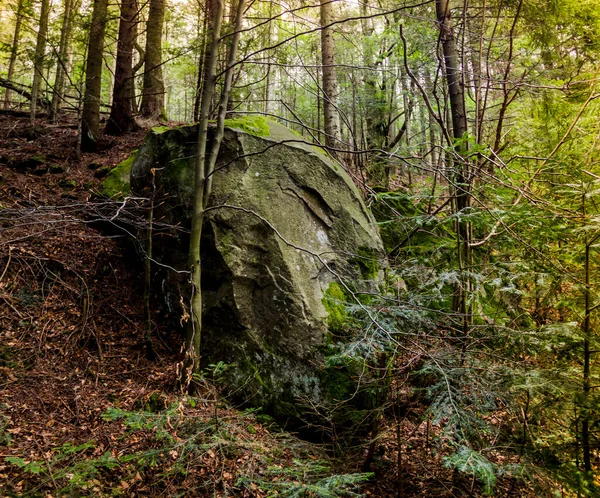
130, 117, 385, 422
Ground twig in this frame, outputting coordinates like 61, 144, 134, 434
0, 247, 12, 283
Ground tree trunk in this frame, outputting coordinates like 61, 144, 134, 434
4, 0, 24, 109
182, 0, 224, 389
319, 0, 340, 151
131, 27, 145, 114
50, 0, 79, 122
81, 0, 109, 152
263, 0, 274, 115
30, 0, 51, 124
182, 0, 245, 390
193, 0, 211, 122
105, 0, 139, 135
140, 0, 166, 121
435, 0, 471, 325
436, 0, 467, 145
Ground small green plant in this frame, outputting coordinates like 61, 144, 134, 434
5, 457, 45, 474
237, 459, 373, 497
4, 440, 120, 496
443, 446, 497, 495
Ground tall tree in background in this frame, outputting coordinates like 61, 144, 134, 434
319, 0, 340, 151
81, 0, 109, 152
3, 0, 24, 109
50, 0, 78, 121
140, 0, 166, 121
105, 0, 139, 134
29, 0, 50, 123
435, 0, 470, 324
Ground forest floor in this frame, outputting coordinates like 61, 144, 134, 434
0, 113, 537, 497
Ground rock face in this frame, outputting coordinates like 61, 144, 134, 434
130, 118, 384, 421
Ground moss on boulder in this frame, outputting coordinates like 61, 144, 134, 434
99, 152, 137, 198
323, 282, 352, 334
223, 115, 270, 137
130, 119, 385, 428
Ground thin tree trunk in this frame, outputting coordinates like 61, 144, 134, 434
435, 0, 470, 326
182, 0, 224, 389
30, 0, 51, 124
131, 31, 145, 114
4, 0, 24, 109
140, 0, 166, 120
583, 235, 591, 473
203, 0, 246, 208
183, 0, 245, 390
436, 0, 467, 144
105, 0, 139, 135
81, 0, 109, 152
193, 0, 210, 122
319, 0, 340, 151
263, 0, 273, 115
50, 0, 77, 121
581, 193, 596, 477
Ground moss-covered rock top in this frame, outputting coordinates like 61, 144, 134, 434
99, 151, 137, 198
223, 115, 271, 137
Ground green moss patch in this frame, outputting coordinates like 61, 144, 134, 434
151, 125, 171, 135
100, 151, 137, 198
350, 246, 380, 281
323, 282, 351, 334
224, 115, 270, 137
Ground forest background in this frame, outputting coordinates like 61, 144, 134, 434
1, 0, 600, 495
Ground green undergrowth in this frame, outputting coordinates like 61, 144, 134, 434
238, 459, 373, 497
319, 279, 388, 428
3, 396, 372, 497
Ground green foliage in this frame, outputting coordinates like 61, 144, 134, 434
238, 459, 373, 497
4, 441, 120, 495
443, 446, 497, 495
349, 246, 380, 281
6, 457, 45, 474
